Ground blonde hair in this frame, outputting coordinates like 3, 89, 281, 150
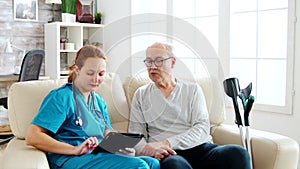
67, 45, 107, 82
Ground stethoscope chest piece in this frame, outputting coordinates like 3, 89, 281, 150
76, 117, 83, 126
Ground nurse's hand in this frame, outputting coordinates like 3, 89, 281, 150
75, 137, 98, 155
117, 148, 136, 156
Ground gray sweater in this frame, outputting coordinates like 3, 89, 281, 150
129, 80, 212, 151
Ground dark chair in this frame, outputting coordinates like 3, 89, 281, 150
0, 48, 44, 109
0, 49, 44, 145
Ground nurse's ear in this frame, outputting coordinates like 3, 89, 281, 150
74, 65, 80, 76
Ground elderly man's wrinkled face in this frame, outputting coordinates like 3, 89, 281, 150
145, 47, 175, 83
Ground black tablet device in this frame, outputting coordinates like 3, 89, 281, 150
92, 132, 144, 154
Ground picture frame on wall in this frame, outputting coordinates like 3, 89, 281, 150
14, 0, 38, 21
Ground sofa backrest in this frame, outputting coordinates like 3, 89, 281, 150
8, 73, 129, 139
8, 72, 225, 139
123, 75, 226, 126
8, 79, 66, 139
95, 73, 129, 132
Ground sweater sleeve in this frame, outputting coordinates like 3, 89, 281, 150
128, 88, 148, 136
128, 88, 149, 153
167, 84, 212, 150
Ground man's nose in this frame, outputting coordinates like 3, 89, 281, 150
150, 61, 157, 69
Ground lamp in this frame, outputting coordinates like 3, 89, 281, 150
5, 42, 25, 56
5, 42, 26, 75
45, 0, 62, 23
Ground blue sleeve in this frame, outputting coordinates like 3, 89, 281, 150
32, 89, 71, 134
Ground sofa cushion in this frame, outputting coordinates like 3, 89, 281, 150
123, 75, 226, 126
195, 78, 226, 126
8, 73, 129, 139
0, 138, 50, 169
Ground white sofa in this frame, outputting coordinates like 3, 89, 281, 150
0, 73, 298, 169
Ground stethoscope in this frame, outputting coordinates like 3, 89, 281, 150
72, 83, 110, 129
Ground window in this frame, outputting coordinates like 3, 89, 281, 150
130, 0, 295, 114
229, 0, 295, 113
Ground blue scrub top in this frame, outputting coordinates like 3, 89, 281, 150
31, 83, 112, 167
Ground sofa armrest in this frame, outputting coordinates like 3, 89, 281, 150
0, 138, 49, 169
211, 124, 299, 169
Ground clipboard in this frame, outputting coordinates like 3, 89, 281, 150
92, 132, 144, 154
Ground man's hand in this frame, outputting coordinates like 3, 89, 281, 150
117, 148, 136, 156
140, 140, 177, 160
74, 137, 98, 155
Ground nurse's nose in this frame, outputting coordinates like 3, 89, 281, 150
93, 74, 100, 82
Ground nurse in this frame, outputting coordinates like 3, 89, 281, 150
26, 45, 160, 169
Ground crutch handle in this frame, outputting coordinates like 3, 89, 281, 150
244, 96, 254, 126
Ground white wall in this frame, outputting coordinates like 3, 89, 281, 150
98, 0, 300, 167
97, 0, 132, 79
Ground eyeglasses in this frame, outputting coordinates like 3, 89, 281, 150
143, 57, 173, 67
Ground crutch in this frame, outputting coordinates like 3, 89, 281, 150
243, 96, 254, 158
224, 78, 254, 168
223, 78, 246, 148
239, 83, 255, 168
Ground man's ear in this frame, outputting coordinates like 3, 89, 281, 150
171, 57, 176, 68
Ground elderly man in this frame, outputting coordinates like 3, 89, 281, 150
129, 42, 250, 169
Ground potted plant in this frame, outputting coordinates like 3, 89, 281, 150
61, 0, 76, 22
94, 12, 102, 24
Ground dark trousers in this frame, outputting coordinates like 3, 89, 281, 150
160, 143, 251, 169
